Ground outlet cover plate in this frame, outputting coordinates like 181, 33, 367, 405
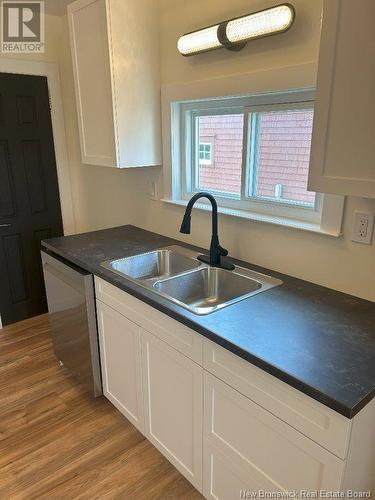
351, 211, 374, 244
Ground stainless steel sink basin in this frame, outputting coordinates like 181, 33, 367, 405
153, 266, 282, 315
102, 248, 201, 281
101, 245, 282, 315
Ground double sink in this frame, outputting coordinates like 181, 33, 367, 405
102, 246, 282, 315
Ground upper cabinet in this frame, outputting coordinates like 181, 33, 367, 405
308, 0, 375, 198
67, 0, 161, 168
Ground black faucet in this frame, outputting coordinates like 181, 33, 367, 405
180, 192, 235, 270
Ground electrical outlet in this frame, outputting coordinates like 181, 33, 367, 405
351, 211, 374, 244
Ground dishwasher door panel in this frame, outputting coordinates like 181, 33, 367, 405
42, 251, 102, 396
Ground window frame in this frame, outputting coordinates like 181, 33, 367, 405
178, 90, 322, 224
162, 71, 345, 237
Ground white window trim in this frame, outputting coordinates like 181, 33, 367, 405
161, 196, 345, 237
161, 63, 345, 237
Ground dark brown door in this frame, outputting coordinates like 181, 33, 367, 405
0, 73, 63, 326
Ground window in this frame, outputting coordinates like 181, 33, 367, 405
167, 88, 344, 236
199, 142, 212, 165
194, 108, 315, 208
247, 107, 315, 207
198, 115, 242, 194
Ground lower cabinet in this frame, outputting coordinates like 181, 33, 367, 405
97, 295, 203, 492
141, 329, 203, 491
96, 300, 144, 432
203, 373, 344, 499
95, 279, 374, 498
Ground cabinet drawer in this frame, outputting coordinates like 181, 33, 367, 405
204, 340, 350, 459
95, 277, 202, 364
204, 373, 345, 494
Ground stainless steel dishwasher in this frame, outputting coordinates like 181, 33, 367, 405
41, 250, 102, 397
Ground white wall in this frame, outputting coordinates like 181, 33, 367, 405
56, 2, 139, 231
0, 1, 134, 235
115, 0, 375, 302
3, 0, 374, 302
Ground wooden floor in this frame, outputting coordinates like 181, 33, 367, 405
0, 314, 203, 500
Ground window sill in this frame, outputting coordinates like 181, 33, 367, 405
160, 198, 343, 237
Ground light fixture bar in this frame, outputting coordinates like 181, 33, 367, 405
177, 25, 221, 56
225, 4, 295, 44
177, 4, 295, 57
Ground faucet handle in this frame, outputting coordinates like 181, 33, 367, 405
218, 245, 228, 257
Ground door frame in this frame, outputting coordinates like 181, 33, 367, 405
0, 58, 75, 235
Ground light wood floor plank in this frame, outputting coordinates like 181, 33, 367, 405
0, 314, 203, 500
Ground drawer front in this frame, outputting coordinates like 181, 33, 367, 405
204, 340, 351, 459
204, 373, 345, 494
95, 277, 203, 364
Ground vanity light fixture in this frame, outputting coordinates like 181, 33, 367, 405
177, 4, 295, 56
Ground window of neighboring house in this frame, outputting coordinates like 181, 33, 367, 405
199, 142, 212, 165
167, 89, 344, 236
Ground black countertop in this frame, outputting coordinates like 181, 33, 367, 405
42, 225, 375, 419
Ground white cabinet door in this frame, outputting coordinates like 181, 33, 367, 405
141, 329, 203, 492
67, 0, 161, 168
203, 373, 344, 499
308, 0, 375, 197
68, 0, 117, 167
96, 300, 144, 432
